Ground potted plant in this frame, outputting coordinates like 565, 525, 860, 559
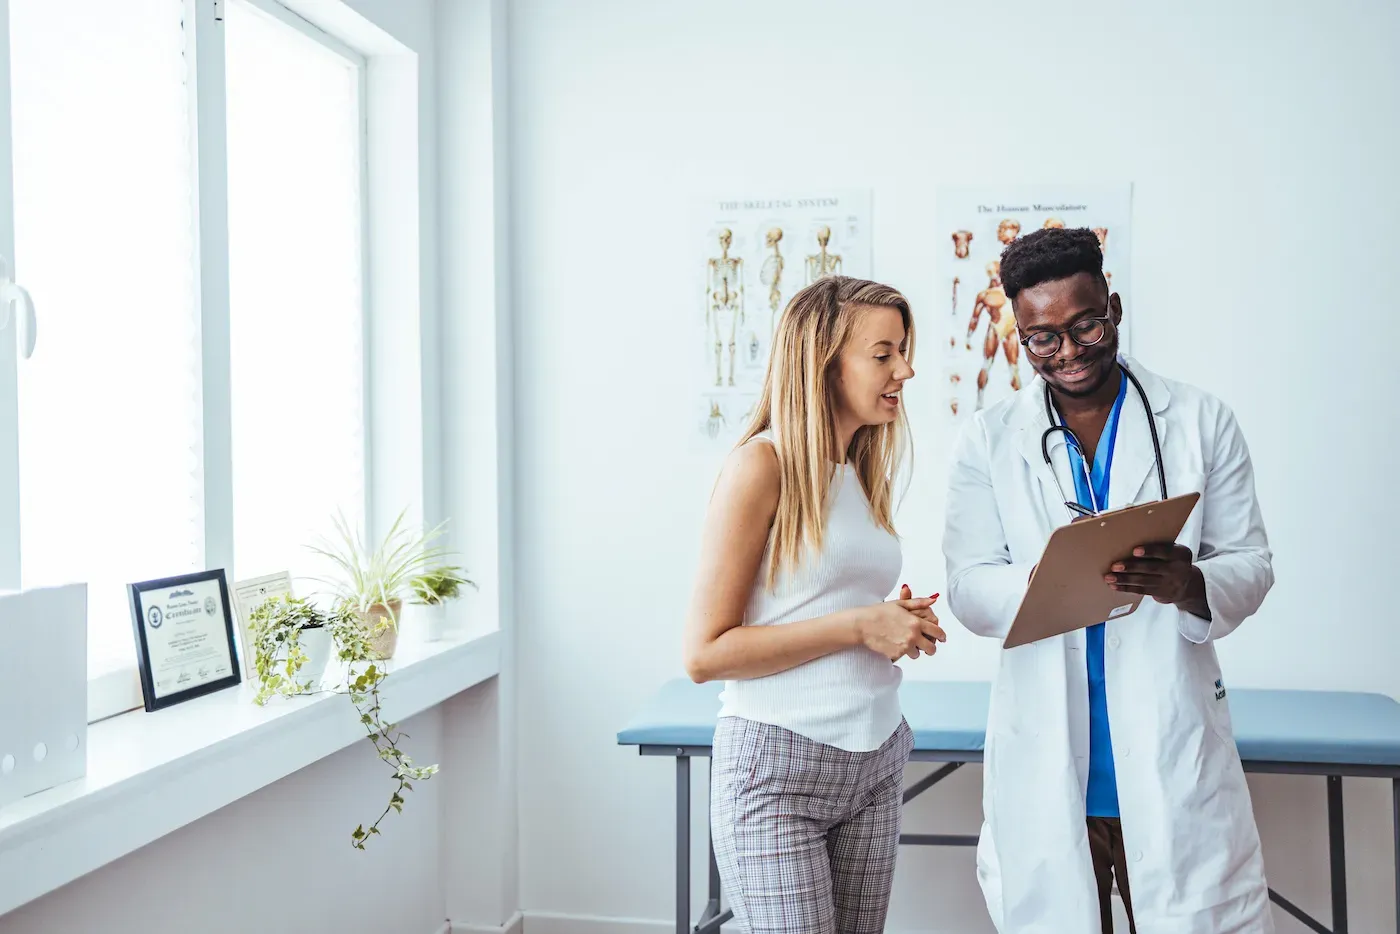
246, 592, 439, 850
408, 564, 476, 640
246, 592, 334, 691
308, 509, 457, 660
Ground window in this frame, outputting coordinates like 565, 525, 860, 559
225, 0, 368, 590
9, 0, 203, 685
0, 0, 381, 723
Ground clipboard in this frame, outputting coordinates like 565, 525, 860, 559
1003, 492, 1201, 649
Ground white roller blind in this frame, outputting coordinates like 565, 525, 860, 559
226, 0, 367, 589
9, 0, 202, 678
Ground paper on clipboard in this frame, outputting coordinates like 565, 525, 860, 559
1004, 492, 1200, 649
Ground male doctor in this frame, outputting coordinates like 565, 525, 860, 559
944, 227, 1275, 933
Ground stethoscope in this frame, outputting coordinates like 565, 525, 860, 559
1039, 360, 1167, 519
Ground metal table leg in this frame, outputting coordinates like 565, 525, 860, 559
1393, 778, 1399, 934
709, 833, 720, 908
1328, 775, 1347, 933
696, 756, 734, 934
677, 755, 690, 934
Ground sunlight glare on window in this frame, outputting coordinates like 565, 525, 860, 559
9, 0, 203, 678
225, 0, 367, 595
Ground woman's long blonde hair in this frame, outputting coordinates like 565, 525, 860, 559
739, 275, 915, 588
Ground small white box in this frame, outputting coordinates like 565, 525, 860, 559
0, 583, 87, 810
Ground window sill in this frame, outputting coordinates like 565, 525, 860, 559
0, 619, 501, 916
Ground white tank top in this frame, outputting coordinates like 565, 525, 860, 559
717, 434, 904, 752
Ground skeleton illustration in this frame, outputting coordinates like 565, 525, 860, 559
706, 228, 745, 387
951, 276, 960, 315
705, 399, 726, 439
997, 218, 1021, 246
1093, 227, 1109, 252
1043, 217, 1065, 229
805, 225, 842, 283
965, 260, 1021, 410
952, 230, 973, 259
760, 227, 785, 334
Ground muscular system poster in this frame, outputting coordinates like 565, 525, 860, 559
935, 184, 1132, 425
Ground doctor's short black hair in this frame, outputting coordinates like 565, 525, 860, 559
999, 227, 1105, 301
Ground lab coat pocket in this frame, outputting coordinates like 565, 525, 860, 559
1194, 651, 1237, 749
989, 645, 1047, 743
1208, 684, 1237, 749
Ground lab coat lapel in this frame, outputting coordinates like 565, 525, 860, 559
1011, 377, 1073, 532
1106, 357, 1171, 511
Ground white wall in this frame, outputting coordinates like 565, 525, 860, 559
0, 708, 448, 934
435, 0, 520, 927
509, 0, 1400, 930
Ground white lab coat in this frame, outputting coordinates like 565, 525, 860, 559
943, 356, 1275, 934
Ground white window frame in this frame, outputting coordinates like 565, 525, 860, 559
0, 0, 21, 597
0, 0, 399, 724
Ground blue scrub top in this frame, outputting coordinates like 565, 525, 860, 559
1062, 370, 1129, 818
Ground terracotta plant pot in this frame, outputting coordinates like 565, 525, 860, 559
361, 600, 401, 660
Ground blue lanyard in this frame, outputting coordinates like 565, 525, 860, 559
1064, 374, 1128, 513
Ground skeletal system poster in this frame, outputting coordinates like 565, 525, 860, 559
935, 184, 1132, 424
695, 190, 871, 442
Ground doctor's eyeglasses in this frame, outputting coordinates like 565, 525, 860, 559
1019, 313, 1114, 358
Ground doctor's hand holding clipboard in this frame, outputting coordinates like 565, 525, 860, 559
1105, 542, 1206, 608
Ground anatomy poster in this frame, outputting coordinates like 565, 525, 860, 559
935, 184, 1133, 424
694, 190, 872, 442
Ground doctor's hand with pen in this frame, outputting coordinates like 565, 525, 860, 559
857, 584, 945, 662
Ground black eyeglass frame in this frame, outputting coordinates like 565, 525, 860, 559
1017, 302, 1117, 358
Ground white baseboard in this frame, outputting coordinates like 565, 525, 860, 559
508, 911, 963, 933
444, 910, 964, 934
448, 911, 524, 934
515, 912, 696, 934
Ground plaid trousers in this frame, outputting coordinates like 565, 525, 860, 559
710, 715, 914, 934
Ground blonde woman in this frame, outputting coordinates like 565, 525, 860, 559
683, 276, 944, 934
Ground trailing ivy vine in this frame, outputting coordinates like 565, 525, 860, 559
248, 594, 439, 849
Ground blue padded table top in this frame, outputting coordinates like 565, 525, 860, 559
618, 678, 1400, 767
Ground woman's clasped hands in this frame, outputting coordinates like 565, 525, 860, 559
857, 584, 945, 661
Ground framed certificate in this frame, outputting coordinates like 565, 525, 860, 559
230, 571, 294, 680
128, 569, 242, 712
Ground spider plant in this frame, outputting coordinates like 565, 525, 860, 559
409, 565, 476, 605
306, 508, 454, 654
